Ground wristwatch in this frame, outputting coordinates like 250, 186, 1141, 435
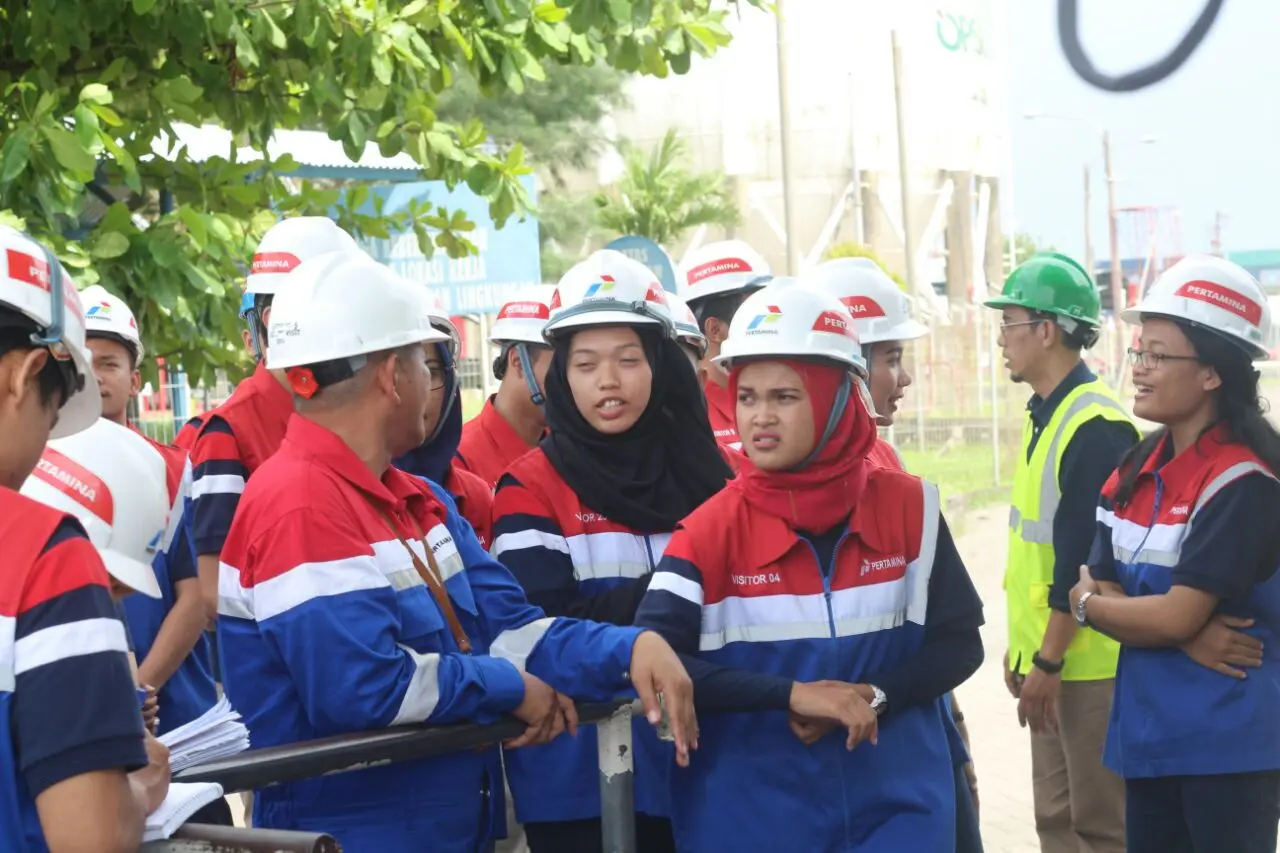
868, 684, 888, 716
1075, 590, 1096, 627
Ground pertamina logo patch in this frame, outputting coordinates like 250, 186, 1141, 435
6, 249, 82, 322
1175, 280, 1263, 325
841, 296, 886, 318
746, 305, 783, 334
250, 251, 301, 276
583, 275, 617, 298
687, 257, 752, 285
33, 447, 115, 524
86, 301, 113, 318
497, 301, 550, 321
812, 310, 858, 340
857, 553, 907, 584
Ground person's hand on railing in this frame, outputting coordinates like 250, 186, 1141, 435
505, 672, 571, 749
629, 631, 697, 767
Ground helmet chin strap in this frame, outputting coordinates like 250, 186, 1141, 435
786, 372, 852, 473
246, 310, 268, 363
515, 343, 545, 407
861, 343, 891, 426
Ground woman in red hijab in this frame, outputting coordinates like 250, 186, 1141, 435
635, 284, 985, 852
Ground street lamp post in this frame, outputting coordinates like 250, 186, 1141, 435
1021, 113, 1152, 380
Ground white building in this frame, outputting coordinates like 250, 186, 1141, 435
605, 0, 1013, 306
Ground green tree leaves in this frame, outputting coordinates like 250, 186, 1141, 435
593, 128, 740, 247
0, 0, 759, 382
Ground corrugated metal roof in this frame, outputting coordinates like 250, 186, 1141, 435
151, 124, 422, 172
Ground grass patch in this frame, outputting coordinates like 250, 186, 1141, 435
897, 442, 1014, 513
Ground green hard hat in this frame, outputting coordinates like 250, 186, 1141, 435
984, 252, 1101, 327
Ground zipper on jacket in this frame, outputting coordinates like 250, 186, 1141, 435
796, 537, 841, 639
1126, 476, 1163, 576
642, 534, 657, 572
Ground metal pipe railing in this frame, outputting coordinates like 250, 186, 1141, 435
169, 698, 640, 853
141, 824, 338, 852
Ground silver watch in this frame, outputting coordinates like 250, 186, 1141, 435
1075, 590, 1096, 627
868, 684, 888, 716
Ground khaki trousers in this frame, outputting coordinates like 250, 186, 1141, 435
1030, 678, 1126, 853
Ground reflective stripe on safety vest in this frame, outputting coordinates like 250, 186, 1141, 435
1006, 378, 1132, 681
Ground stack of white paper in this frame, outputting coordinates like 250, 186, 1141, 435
159, 697, 251, 774
143, 781, 225, 841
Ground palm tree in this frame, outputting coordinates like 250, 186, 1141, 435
593, 129, 740, 247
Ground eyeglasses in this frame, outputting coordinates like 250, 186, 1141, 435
998, 319, 1047, 333
426, 363, 449, 391
1126, 348, 1200, 370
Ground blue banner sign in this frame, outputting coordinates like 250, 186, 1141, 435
360, 175, 542, 315
605, 235, 678, 293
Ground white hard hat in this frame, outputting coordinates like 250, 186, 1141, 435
714, 284, 868, 375
423, 290, 460, 360
81, 285, 145, 366
804, 258, 928, 345
244, 217, 361, 296
266, 251, 450, 377
0, 226, 100, 438
1122, 254, 1271, 359
489, 285, 558, 346
679, 239, 772, 305
663, 291, 707, 358
21, 419, 167, 598
544, 250, 674, 341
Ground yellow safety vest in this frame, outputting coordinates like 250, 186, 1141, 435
1006, 377, 1132, 681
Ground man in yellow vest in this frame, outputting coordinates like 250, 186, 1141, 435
986, 254, 1137, 853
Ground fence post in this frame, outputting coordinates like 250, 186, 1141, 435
597, 702, 637, 853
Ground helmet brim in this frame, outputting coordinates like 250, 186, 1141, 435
1122, 308, 1271, 360
543, 310, 664, 340
49, 347, 102, 439
101, 548, 163, 599
860, 319, 929, 344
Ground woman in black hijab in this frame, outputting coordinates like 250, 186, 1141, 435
489, 251, 731, 853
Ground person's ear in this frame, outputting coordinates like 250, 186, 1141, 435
130, 370, 142, 396
705, 316, 730, 345
374, 351, 402, 405
1201, 364, 1223, 393
5, 348, 51, 407
510, 347, 525, 380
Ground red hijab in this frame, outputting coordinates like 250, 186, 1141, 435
727, 359, 878, 532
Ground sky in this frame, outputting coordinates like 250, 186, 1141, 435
1005, 0, 1280, 260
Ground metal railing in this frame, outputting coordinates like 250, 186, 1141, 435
142, 825, 338, 852
148, 699, 641, 853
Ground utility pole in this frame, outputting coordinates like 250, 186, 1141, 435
1210, 211, 1225, 257
848, 71, 865, 246
1103, 129, 1124, 375
1083, 163, 1093, 277
891, 30, 925, 451
774, 0, 800, 275
891, 31, 918, 298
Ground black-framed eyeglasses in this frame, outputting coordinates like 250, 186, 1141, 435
426, 362, 449, 391
1126, 347, 1200, 370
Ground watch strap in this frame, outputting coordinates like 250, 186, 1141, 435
1032, 651, 1065, 674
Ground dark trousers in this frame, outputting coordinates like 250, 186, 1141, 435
189, 796, 235, 827
1125, 770, 1280, 853
954, 761, 984, 853
525, 814, 675, 853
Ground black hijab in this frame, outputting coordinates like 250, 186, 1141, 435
393, 340, 462, 486
541, 325, 732, 533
